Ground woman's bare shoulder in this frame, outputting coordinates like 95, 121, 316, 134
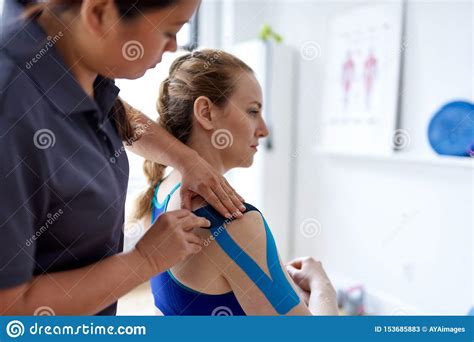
201, 207, 270, 273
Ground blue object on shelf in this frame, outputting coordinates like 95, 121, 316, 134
428, 101, 474, 157
469, 306, 474, 316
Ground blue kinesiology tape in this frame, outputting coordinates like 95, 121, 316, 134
196, 203, 300, 315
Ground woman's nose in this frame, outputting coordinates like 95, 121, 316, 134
257, 118, 270, 138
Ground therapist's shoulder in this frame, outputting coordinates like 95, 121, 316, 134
0, 53, 52, 171
0, 53, 37, 98
0, 51, 19, 98
0, 52, 46, 126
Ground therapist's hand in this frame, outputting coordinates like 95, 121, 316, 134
134, 210, 210, 275
120, 101, 245, 219
178, 151, 246, 219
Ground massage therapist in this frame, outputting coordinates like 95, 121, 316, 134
0, 0, 249, 315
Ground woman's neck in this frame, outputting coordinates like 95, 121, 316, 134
166, 141, 228, 188
188, 134, 228, 175
37, 12, 97, 97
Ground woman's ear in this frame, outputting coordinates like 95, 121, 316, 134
80, 0, 117, 37
193, 96, 216, 131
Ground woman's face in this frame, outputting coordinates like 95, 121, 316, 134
77, 0, 200, 79
213, 72, 269, 169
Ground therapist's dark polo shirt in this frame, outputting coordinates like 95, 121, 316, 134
0, 17, 129, 315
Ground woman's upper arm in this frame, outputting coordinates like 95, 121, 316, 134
205, 211, 312, 316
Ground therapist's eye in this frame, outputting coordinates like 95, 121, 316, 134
164, 32, 177, 39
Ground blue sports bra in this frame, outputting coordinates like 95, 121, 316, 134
149, 181, 246, 316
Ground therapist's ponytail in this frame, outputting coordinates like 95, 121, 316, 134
134, 49, 253, 220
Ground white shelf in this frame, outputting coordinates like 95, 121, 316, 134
312, 147, 474, 169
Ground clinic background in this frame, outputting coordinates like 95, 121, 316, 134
119, 0, 473, 316
117, 0, 473, 316
2, 0, 470, 315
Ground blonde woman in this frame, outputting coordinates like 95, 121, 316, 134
134, 49, 338, 316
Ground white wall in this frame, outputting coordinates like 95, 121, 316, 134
207, 0, 473, 314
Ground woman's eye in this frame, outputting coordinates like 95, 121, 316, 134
248, 110, 259, 117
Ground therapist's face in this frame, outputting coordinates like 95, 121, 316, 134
75, 0, 200, 79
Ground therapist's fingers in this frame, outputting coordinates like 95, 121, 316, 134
212, 183, 243, 218
179, 187, 194, 212
170, 209, 194, 219
221, 177, 246, 212
187, 243, 202, 254
185, 232, 203, 246
181, 214, 211, 232
179, 153, 245, 218
195, 185, 234, 219
179, 181, 234, 219
222, 176, 245, 204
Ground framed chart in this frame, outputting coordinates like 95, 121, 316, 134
319, 2, 404, 156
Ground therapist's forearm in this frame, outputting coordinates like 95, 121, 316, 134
123, 104, 196, 172
1, 249, 155, 315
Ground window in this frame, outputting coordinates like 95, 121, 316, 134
177, 10, 199, 51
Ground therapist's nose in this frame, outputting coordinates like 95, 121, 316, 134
165, 37, 178, 53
